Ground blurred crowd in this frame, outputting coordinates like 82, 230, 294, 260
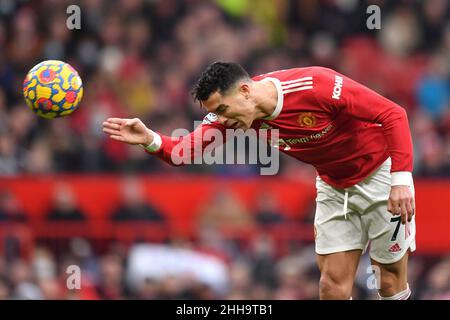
1, 178, 450, 300
0, 0, 449, 176
0, 237, 449, 300
0, 0, 450, 300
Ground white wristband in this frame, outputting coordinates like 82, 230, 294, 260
391, 171, 413, 187
141, 131, 162, 152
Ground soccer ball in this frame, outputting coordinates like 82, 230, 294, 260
23, 60, 83, 119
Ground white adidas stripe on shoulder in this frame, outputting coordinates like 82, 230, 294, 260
283, 86, 313, 94
282, 81, 313, 90
281, 76, 313, 94
281, 76, 312, 85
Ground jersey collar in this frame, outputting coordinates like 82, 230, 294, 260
261, 77, 284, 120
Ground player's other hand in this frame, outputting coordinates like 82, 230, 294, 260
102, 118, 153, 146
388, 185, 415, 224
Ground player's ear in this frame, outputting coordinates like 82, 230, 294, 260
238, 82, 250, 99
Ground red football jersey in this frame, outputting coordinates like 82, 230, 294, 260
147, 67, 413, 189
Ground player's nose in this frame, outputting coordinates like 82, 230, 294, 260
217, 115, 228, 126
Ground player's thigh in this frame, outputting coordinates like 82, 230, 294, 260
370, 251, 409, 290
314, 178, 367, 255
317, 249, 362, 279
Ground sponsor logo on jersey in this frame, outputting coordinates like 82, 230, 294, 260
269, 138, 291, 151
332, 75, 343, 100
268, 124, 334, 151
298, 112, 316, 127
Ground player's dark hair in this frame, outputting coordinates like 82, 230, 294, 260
192, 62, 250, 104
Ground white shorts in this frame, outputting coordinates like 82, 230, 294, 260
314, 158, 416, 264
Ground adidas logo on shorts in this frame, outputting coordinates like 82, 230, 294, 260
389, 243, 402, 253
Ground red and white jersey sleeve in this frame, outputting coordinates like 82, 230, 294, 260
143, 113, 227, 166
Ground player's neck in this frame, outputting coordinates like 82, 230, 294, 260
253, 80, 278, 119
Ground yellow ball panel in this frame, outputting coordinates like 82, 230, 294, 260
35, 85, 52, 99
49, 65, 61, 72
36, 110, 57, 119
60, 109, 74, 117
63, 101, 71, 110
76, 87, 84, 104
51, 84, 65, 103
71, 76, 82, 90
35, 65, 47, 75
61, 79, 70, 90
29, 78, 37, 88
28, 90, 35, 100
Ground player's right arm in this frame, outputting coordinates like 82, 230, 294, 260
102, 114, 227, 166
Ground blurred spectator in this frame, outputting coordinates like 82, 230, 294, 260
32, 246, 63, 299
0, 190, 27, 222
96, 253, 126, 300
273, 244, 319, 300
254, 191, 286, 226
0, 134, 20, 175
421, 256, 450, 300
248, 234, 277, 288
111, 176, 165, 222
133, 277, 159, 300
225, 260, 253, 299
197, 189, 255, 231
9, 258, 42, 299
0, 190, 28, 261
46, 183, 86, 221
417, 53, 449, 120
0, 275, 12, 299
412, 112, 450, 176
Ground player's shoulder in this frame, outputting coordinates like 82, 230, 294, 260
252, 66, 339, 82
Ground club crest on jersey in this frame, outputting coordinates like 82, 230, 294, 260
298, 112, 316, 127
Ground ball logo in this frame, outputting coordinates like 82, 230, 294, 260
298, 112, 316, 127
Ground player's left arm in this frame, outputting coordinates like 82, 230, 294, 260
313, 68, 414, 224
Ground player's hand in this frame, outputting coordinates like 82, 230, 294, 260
102, 118, 153, 146
388, 185, 415, 225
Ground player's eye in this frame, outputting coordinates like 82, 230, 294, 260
216, 104, 228, 115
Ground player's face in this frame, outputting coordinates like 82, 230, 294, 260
202, 83, 255, 130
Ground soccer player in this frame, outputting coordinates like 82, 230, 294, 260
102, 62, 416, 300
